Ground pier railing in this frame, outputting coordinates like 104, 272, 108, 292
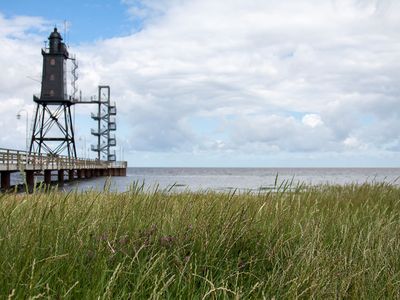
0, 148, 127, 171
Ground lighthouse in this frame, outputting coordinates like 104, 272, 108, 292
29, 27, 77, 158
40, 27, 69, 102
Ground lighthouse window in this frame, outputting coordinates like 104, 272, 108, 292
50, 74, 55, 81
50, 58, 56, 65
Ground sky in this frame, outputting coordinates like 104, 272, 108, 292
1, 0, 400, 167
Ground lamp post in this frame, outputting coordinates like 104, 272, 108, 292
119, 146, 124, 162
16, 109, 29, 153
78, 136, 87, 159
118, 137, 124, 162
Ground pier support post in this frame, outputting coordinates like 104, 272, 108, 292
58, 170, 64, 185
26, 170, 35, 193
44, 170, 52, 185
68, 170, 75, 181
1, 172, 11, 191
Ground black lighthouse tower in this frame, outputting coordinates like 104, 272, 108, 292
29, 28, 77, 158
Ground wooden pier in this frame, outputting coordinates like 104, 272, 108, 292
0, 148, 127, 191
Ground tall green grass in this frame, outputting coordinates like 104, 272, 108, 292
0, 182, 400, 299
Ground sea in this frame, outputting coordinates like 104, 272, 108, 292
10, 167, 399, 193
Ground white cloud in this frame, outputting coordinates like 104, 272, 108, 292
302, 114, 323, 128
91, 0, 400, 155
0, 14, 48, 39
344, 136, 367, 150
1, 0, 400, 165
0, 14, 48, 150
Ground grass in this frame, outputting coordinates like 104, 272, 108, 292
0, 181, 400, 299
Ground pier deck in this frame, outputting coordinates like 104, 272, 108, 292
0, 148, 127, 191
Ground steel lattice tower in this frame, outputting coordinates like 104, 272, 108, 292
90, 86, 117, 161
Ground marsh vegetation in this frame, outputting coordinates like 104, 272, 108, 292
0, 182, 399, 298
